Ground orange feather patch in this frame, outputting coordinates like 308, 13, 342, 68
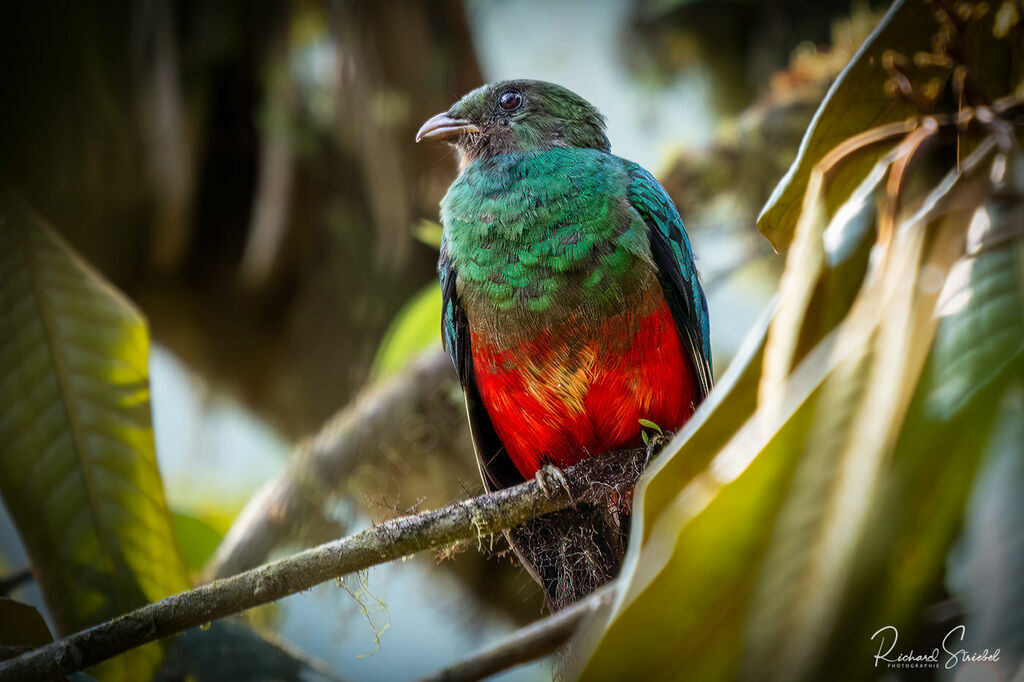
470, 296, 697, 477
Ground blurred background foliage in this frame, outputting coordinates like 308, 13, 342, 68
0, 0, 1021, 681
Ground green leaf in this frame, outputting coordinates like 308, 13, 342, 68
759, 153, 888, 407
413, 219, 444, 249
737, 146, 1002, 681
171, 512, 223, 575
0, 598, 52, 662
0, 198, 190, 680
928, 164, 1024, 676
637, 418, 662, 434
946, 386, 1024, 679
928, 156, 1024, 418
757, 0, 937, 250
580, 347, 834, 681
807, 282, 1023, 681
370, 284, 442, 380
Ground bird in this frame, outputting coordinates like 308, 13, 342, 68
417, 80, 712, 609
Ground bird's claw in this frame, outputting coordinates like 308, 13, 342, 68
534, 464, 573, 503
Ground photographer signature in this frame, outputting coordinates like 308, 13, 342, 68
871, 625, 1000, 670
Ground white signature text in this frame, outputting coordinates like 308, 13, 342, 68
871, 625, 1000, 670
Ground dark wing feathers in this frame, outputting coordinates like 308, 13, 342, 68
626, 165, 714, 399
439, 247, 524, 492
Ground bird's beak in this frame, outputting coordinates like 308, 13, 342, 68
415, 112, 479, 143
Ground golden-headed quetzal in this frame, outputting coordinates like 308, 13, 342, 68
417, 80, 712, 609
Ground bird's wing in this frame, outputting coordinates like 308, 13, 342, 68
626, 165, 714, 399
440, 249, 549, 594
439, 247, 525, 493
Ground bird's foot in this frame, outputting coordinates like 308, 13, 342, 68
534, 464, 573, 504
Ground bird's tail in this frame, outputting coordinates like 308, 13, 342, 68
507, 502, 629, 611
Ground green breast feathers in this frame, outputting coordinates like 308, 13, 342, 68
440, 147, 655, 333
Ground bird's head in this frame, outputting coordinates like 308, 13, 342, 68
416, 80, 609, 164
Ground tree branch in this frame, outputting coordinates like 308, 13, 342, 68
419, 589, 614, 682
0, 567, 34, 597
0, 453, 633, 682
205, 349, 474, 581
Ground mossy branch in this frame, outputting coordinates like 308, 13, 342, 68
0, 451, 641, 682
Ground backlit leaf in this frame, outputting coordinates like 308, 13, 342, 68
757, 0, 937, 250
370, 284, 442, 380
0, 198, 190, 681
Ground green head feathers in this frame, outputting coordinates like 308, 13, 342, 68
416, 80, 609, 162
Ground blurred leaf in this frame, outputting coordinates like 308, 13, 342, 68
171, 512, 223, 575
155, 620, 347, 682
580, 349, 833, 681
759, 153, 888, 407
0, 598, 52, 662
946, 386, 1024, 679
929, 155, 1024, 417
371, 284, 442, 379
939, 155, 1024, 677
0, 198, 190, 681
631, 303, 772, 543
757, 0, 937, 250
739, 158, 990, 680
815, 201, 1024, 675
413, 219, 443, 249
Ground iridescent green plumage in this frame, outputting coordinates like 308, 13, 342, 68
441, 148, 651, 323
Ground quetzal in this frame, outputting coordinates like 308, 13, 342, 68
417, 80, 712, 608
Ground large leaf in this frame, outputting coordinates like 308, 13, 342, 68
578, 338, 844, 680
0, 598, 52, 662
739, 152, 1003, 681
946, 387, 1024, 680
0, 198, 190, 680
938, 153, 1024, 679
757, 0, 937, 250
807, 182, 1024, 677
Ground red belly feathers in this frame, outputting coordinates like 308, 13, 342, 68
470, 298, 697, 478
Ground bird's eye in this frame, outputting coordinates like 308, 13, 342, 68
499, 90, 523, 111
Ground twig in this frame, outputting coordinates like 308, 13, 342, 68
419, 590, 614, 682
0, 568, 33, 596
0, 451, 634, 682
